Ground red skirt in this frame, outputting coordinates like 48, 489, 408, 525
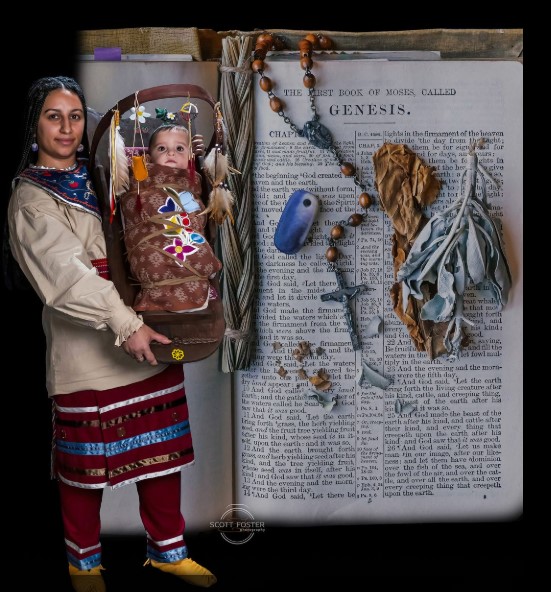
52, 365, 194, 489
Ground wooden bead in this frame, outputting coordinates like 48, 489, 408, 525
298, 39, 313, 52
259, 76, 273, 92
359, 192, 373, 209
300, 56, 313, 70
330, 224, 345, 240
318, 34, 333, 50
272, 36, 286, 51
340, 162, 356, 176
256, 33, 274, 47
251, 59, 265, 73
304, 33, 320, 48
269, 96, 283, 112
348, 213, 364, 227
303, 73, 316, 88
254, 45, 268, 58
325, 246, 339, 262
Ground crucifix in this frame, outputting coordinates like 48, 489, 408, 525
320, 265, 371, 350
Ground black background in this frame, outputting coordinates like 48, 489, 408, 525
2, 14, 523, 588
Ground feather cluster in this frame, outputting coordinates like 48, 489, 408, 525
200, 102, 239, 225
108, 108, 129, 222
397, 147, 512, 360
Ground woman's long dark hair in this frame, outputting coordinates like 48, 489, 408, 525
15, 76, 89, 176
4, 76, 89, 290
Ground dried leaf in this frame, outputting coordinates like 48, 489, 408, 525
373, 143, 440, 242
420, 267, 456, 322
317, 369, 330, 381
309, 369, 332, 390
292, 350, 304, 363
401, 403, 417, 416
395, 398, 417, 416
365, 315, 383, 338
373, 143, 447, 359
298, 341, 311, 356
466, 214, 487, 285
272, 341, 282, 352
389, 283, 448, 359
297, 368, 308, 380
315, 347, 325, 356
277, 366, 287, 378
470, 198, 512, 307
303, 388, 337, 411
356, 360, 392, 390
292, 341, 311, 363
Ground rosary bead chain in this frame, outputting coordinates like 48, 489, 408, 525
252, 31, 375, 266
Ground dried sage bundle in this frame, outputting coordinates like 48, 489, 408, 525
397, 144, 512, 360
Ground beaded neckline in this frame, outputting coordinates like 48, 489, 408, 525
30, 163, 78, 172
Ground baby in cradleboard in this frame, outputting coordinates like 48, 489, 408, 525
120, 123, 222, 313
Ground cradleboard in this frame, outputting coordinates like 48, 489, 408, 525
89, 84, 225, 364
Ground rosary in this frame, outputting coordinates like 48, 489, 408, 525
252, 32, 374, 350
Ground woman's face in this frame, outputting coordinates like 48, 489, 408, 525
35, 88, 85, 168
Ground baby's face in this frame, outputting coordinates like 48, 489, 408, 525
149, 129, 189, 169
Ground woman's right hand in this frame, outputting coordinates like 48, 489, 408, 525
122, 324, 171, 365
191, 134, 205, 157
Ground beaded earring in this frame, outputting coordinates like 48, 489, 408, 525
31, 142, 38, 152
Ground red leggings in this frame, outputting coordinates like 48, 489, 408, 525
59, 472, 187, 569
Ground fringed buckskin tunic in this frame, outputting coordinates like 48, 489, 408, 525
9, 164, 194, 488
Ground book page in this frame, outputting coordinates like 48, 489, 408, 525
234, 58, 522, 525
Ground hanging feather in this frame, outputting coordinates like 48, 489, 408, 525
202, 146, 241, 183
397, 142, 512, 361
200, 102, 240, 225
203, 102, 229, 183
202, 146, 228, 185
201, 183, 235, 225
108, 107, 129, 223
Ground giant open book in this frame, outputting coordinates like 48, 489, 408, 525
78, 39, 522, 533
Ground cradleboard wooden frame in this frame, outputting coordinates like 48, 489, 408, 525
89, 84, 225, 364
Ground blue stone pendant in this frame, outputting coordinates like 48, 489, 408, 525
274, 189, 320, 254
